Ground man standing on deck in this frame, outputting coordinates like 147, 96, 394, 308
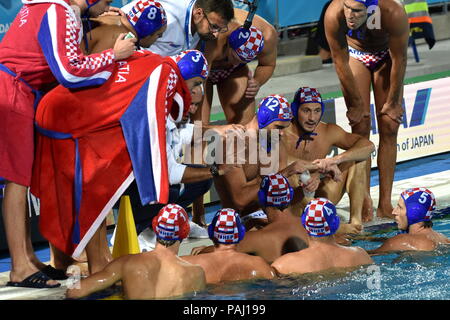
324, 0, 409, 220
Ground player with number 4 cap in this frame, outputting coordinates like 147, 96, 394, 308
271, 197, 373, 275
182, 208, 275, 284
369, 188, 450, 254
66, 204, 206, 300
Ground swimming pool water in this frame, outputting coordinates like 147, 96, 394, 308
181, 210, 450, 301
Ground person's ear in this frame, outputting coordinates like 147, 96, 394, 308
192, 7, 204, 23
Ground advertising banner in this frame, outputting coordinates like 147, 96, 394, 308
332, 76, 450, 167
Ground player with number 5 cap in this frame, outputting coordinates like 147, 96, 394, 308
369, 188, 450, 254
271, 198, 373, 275
192, 5, 279, 125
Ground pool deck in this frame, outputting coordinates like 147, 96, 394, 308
0, 39, 449, 300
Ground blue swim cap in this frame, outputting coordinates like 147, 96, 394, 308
257, 95, 293, 129
208, 209, 246, 244
126, 0, 167, 39
400, 188, 436, 226
353, 0, 379, 8
302, 198, 340, 237
172, 50, 209, 81
258, 174, 294, 208
229, 26, 264, 62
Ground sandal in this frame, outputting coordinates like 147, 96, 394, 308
41, 265, 68, 280
6, 271, 61, 289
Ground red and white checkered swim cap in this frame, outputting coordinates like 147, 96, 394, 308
208, 209, 245, 244
229, 26, 264, 62
152, 204, 190, 241
301, 198, 340, 237
258, 173, 293, 208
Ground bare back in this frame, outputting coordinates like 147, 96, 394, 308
182, 250, 275, 284
122, 250, 206, 299
83, 16, 126, 54
236, 213, 309, 263
371, 231, 450, 254
271, 240, 373, 275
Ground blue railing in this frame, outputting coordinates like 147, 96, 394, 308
1, 0, 449, 41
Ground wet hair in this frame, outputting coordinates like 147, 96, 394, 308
277, 205, 289, 212
281, 237, 308, 255
423, 220, 433, 229
156, 238, 177, 247
195, 0, 235, 22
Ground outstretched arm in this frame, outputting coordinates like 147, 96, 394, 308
66, 258, 124, 299
313, 124, 375, 170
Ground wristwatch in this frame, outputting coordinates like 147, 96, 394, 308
210, 163, 220, 177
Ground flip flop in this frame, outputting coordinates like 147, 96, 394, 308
41, 265, 68, 280
6, 271, 61, 289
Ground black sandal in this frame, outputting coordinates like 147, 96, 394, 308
41, 265, 68, 280
6, 271, 61, 289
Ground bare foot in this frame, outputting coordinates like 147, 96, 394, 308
361, 195, 374, 223
376, 205, 395, 220
337, 223, 363, 235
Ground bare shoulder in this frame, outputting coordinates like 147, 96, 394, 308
380, 0, 409, 33
377, 233, 436, 252
324, 0, 344, 22
343, 245, 373, 264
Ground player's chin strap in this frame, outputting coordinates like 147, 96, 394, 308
242, 0, 259, 29
295, 132, 317, 149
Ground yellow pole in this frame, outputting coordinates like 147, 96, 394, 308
112, 196, 140, 258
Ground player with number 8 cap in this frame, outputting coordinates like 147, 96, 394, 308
82, 0, 167, 54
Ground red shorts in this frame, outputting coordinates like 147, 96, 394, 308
0, 72, 36, 186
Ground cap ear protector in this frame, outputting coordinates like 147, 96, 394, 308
258, 174, 294, 208
208, 209, 246, 244
301, 198, 340, 237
